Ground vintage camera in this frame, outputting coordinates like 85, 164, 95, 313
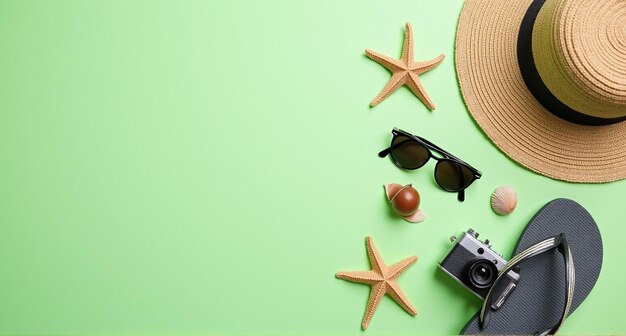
439, 229, 520, 307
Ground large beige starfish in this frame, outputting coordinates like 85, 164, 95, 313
336, 236, 418, 330
366, 22, 445, 109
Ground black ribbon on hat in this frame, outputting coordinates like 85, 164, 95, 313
517, 0, 626, 126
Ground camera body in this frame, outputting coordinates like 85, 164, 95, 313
439, 229, 519, 302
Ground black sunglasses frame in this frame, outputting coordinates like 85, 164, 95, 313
378, 128, 482, 201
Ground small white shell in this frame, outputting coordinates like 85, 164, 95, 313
491, 186, 517, 215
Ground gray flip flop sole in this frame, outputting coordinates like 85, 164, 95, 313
461, 198, 603, 334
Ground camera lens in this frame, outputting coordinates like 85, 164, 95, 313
467, 259, 498, 288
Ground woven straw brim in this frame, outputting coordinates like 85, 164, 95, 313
456, 0, 626, 183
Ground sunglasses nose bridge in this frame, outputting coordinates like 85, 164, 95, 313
430, 153, 446, 161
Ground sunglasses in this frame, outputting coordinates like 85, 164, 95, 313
378, 128, 482, 202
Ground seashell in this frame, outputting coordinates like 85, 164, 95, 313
491, 186, 518, 215
384, 183, 426, 223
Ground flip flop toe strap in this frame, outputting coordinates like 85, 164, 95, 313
479, 233, 575, 335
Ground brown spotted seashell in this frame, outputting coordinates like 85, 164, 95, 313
491, 186, 517, 215
384, 183, 426, 223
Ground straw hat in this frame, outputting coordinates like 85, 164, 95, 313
456, 0, 626, 182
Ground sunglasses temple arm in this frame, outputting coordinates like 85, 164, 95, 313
416, 136, 481, 175
453, 162, 467, 202
378, 147, 391, 158
417, 136, 460, 160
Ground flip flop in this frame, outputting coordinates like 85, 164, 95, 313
461, 198, 603, 335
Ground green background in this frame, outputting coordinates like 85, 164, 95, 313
0, 0, 624, 334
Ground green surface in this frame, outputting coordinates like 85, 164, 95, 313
0, 0, 624, 334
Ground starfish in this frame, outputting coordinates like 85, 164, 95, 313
366, 22, 445, 109
336, 236, 418, 330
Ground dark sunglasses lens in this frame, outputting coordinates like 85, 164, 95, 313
435, 160, 475, 191
390, 135, 429, 169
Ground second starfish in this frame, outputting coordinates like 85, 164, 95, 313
336, 236, 418, 330
366, 23, 444, 110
